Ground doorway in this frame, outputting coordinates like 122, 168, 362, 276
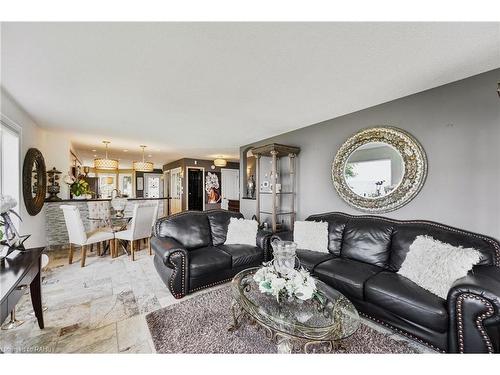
187, 167, 204, 211
169, 167, 182, 215
221, 168, 240, 209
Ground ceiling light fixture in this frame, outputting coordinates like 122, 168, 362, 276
94, 141, 119, 170
133, 145, 154, 172
213, 157, 227, 167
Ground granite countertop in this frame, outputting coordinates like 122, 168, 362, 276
45, 197, 171, 203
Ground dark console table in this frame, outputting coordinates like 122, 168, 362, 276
0, 247, 45, 329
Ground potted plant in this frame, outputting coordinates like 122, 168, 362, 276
70, 178, 92, 199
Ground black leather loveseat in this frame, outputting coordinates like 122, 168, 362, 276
151, 210, 270, 299
272, 212, 500, 353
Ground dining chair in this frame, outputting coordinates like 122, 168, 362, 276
60, 205, 115, 267
142, 200, 159, 248
114, 202, 157, 261
87, 200, 111, 255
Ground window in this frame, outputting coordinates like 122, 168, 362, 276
346, 159, 392, 198
98, 173, 116, 198
119, 173, 133, 197
1, 121, 21, 228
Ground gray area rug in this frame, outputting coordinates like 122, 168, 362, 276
146, 286, 419, 354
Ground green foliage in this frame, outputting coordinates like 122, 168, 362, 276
70, 179, 91, 196
345, 163, 357, 178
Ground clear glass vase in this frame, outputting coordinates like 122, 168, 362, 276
271, 240, 297, 276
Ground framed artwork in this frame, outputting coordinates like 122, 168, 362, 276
137, 176, 144, 190
205, 171, 221, 204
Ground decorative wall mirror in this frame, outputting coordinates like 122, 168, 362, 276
332, 127, 427, 213
23, 148, 47, 216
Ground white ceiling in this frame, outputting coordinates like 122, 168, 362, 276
1, 22, 499, 165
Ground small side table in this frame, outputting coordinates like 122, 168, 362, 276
0, 247, 45, 330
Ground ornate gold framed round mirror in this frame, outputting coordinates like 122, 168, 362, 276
332, 127, 427, 213
23, 148, 47, 216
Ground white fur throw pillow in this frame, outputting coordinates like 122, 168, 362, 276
293, 221, 329, 253
224, 217, 258, 246
398, 235, 481, 299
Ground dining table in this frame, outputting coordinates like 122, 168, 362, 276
87, 215, 132, 256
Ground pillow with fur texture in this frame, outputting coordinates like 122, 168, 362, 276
398, 235, 481, 299
293, 221, 329, 253
224, 217, 258, 246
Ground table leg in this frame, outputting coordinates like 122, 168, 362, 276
276, 336, 293, 354
29, 258, 44, 329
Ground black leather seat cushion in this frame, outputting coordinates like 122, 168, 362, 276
188, 247, 232, 277
365, 272, 448, 333
218, 244, 263, 268
341, 218, 393, 268
207, 211, 243, 246
156, 213, 211, 250
296, 249, 334, 271
314, 258, 383, 300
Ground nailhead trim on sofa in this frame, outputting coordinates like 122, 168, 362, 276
455, 293, 495, 353
189, 277, 233, 293
168, 251, 186, 299
359, 311, 446, 352
307, 212, 500, 267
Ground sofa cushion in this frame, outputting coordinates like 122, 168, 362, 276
313, 258, 383, 300
218, 244, 263, 268
341, 218, 393, 268
207, 210, 243, 246
188, 247, 232, 277
306, 214, 349, 256
156, 212, 211, 250
294, 221, 329, 253
365, 271, 448, 333
296, 249, 334, 272
390, 223, 498, 271
225, 218, 258, 246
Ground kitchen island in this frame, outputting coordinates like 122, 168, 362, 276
44, 197, 170, 249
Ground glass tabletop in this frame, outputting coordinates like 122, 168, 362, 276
231, 267, 360, 342
87, 216, 131, 232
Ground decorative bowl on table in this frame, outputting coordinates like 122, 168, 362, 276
111, 197, 127, 218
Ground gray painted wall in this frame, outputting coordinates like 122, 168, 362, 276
240, 69, 500, 239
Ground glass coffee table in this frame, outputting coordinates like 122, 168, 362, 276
230, 267, 360, 353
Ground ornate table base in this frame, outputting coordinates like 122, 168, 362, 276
229, 299, 347, 354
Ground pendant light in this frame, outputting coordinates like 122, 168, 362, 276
213, 156, 227, 167
133, 145, 154, 172
94, 141, 119, 170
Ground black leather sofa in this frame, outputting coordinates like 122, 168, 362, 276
151, 210, 270, 299
272, 212, 500, 353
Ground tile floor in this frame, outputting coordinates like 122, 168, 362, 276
0, 246, 432, 353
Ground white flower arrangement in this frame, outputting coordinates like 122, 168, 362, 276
253, 263, 318, 303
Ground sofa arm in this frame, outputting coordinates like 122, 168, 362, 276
256, 229, 273, 262
447, 265, 500, 353
151, 236, 189, 299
